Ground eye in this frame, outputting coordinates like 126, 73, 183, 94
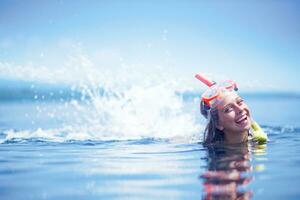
237, 98, 244, 105
224, 105, 233, 113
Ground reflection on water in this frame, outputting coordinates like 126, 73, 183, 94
201, 143, 267, 200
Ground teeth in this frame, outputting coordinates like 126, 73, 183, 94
236, 116, 247, 123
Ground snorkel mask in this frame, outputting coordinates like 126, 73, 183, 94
195, 74, 238, 109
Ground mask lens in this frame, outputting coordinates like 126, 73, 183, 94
201, 86, 219, 107
218, 80, 235, 90
202, 86, 218, 99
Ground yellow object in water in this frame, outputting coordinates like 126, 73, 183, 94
251, 121, 268, 144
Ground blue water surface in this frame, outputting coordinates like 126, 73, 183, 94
0, 92, 300, 200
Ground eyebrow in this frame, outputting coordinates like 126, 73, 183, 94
222, 97, 241, 110
223, 103, 233, 111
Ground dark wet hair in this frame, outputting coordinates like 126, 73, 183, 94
200, 101, 225, 145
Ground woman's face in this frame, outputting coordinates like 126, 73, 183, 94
216, 92, 251, 134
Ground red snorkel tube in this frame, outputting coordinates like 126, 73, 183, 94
194, 74, 215, 87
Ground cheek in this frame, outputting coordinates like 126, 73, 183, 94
245, 106, 251, 116
218, 111, 236, 127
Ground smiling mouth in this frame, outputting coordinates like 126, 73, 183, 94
235, 115, 248, 125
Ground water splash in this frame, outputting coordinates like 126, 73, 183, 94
0, 54, 202, 143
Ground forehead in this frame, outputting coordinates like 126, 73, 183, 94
217, 92, 240, 108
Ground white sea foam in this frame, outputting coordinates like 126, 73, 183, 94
0, 54, 203, 143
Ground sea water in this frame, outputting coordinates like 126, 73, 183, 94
0, 69, 300, 199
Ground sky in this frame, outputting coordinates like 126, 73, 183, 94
0, 0, 300, 92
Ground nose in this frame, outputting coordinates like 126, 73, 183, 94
235, 104, 244, 114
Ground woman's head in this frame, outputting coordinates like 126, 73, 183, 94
215, 92, 251, 133
201, 91, 251, 144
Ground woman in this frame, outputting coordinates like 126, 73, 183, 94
195, 74, 267, 145
201, 89, 252, 145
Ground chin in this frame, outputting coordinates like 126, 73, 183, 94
243, 125, 251, 132
240, 123, 251, 131
235, 115, 251, 131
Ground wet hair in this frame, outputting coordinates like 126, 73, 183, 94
200, 101, 225, 145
